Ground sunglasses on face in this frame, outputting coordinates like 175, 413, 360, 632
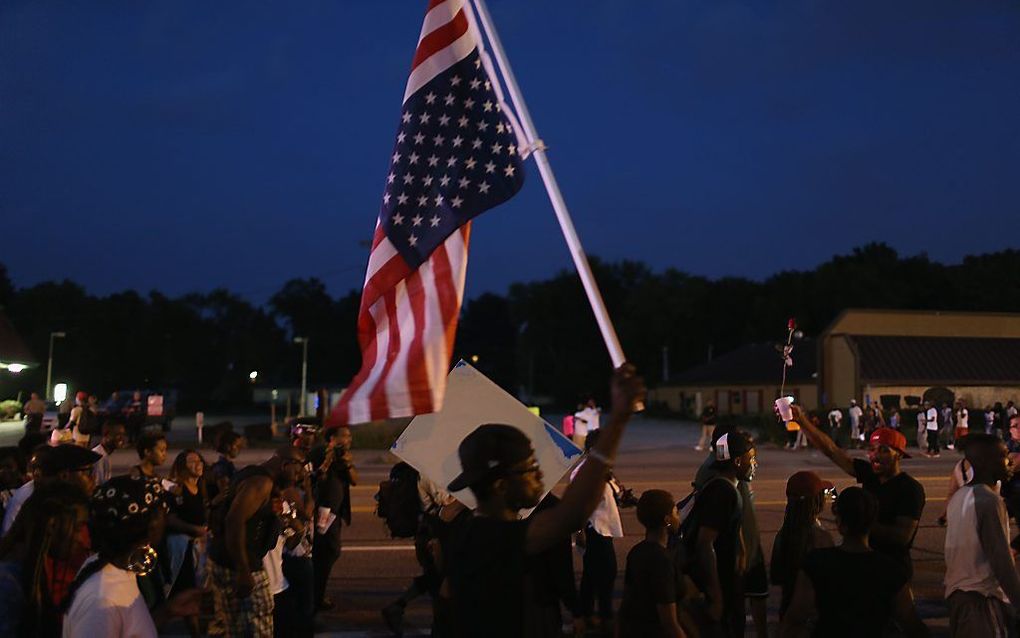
505, 463, 541, 476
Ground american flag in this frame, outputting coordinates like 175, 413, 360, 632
328, 0, 526, 426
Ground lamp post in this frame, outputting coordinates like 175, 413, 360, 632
46, 331, 66, 401
293, 337, 308, 416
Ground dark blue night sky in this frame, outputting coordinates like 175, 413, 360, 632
3, 1, 1018, 302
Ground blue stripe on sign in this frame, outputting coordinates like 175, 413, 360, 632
545, 423, 582, 459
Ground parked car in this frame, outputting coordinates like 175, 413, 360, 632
100, 389, 178, 433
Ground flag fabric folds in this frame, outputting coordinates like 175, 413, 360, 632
328, 0, 526, 426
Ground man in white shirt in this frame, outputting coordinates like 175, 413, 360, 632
573, 399, 600, 447
955, 400, 970, 447
827, 407, 843, 444
571, 429, 623, 630
848, 400, 863, 447
945, 433, 1020, 637
91, 421, 127, 487
925, 401, 940, 458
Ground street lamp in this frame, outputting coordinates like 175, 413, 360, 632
293, 337, 309, 416
46, 331, 66, 401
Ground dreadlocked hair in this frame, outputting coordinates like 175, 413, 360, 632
60, 497, 155, 613
772, 493, 824, 591
0, 481, 89, 631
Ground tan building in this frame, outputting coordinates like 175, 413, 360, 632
819, 309, 1020, 410
651, 309, 1020, 416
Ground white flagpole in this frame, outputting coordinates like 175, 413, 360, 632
470, 0, 627, 369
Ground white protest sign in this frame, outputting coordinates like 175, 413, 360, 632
391, 361, 583, 511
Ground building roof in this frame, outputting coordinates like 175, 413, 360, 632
668, 339, 816, 386
852, 335, 1020, 385
0, 310, 35, 365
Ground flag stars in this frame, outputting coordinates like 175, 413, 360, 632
451, 195, 464, 208
470, 78, 481, 90
465, 157, 477, 170
446, 157, 458, 168
464, 98, 475, 109
508, 144, 517, 156
478, 181, 490, 194
439, 174, 451, 187
485, 80, 492, 91
473, 58, 481, 69
397, 132, 407, 144
452, 136, 464, 148
484, 161, 496, 174
418, 112, 431, 125
427, 155, 440, 167
432, 134, 445, 146
392, 152, 401, 164
412, 214, 423, 226
458, 177, 470, 189
477, 121, 489, 132
450, 75, 462, 86
402, 112, 412, 123
425, 92, 437, 105
438, 114, 451, 126
387, 172, 396, 184
383, 193, 391, 204
408, 152, 420, 165
458, 116, 470, 128
392, 212, 404, 225
430, 215, 441, 227
496, 123, 505, 134
434, 194, 444, 206
409, 234, 418, 247
402, 174, 415, 185
413, 132, 426, 145
504, 164, 516, 177
423, 175, 435, 187
482, 100, 493, 112
397, 193, 409, 205
472, 138, 483, 150
417, 195, 429, 207
444, 93, 456, 106
490, 142, 503, 154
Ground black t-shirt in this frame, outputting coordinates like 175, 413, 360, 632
447, 516, 534, 638
618, 540, 683, 638
172, 483, 207, 527
803, 547, 909, 637
686, 477, 742, 596
701, 405, 717, 426
853, 459, 925, 575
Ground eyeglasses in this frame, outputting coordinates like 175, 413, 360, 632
506, 463, 541, 476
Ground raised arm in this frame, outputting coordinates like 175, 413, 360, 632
791, 405, 855, 477
526, 364, 645, 555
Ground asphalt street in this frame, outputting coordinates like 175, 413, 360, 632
4, 416, 959, 636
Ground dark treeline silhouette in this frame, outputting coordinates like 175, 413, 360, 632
2, 243, 1019, 411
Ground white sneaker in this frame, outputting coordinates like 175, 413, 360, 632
694, 446, 703, 452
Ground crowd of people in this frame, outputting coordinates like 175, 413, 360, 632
817, 397, 1018, 458
0, 401, 357, 637
3, 370, 1020, 637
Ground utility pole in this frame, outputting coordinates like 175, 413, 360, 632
46, 331, 66, 401
293, 337, 309, 416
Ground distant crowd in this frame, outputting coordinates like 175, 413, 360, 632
3, 376, 1020, 637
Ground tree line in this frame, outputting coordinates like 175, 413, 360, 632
1, 243, 1018, 411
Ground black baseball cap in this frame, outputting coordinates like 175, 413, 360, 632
38, 444, 101, 475
447, 424, 534, 492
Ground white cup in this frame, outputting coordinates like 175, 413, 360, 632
775, 396, 795, 422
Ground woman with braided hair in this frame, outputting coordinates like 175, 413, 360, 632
61, 475, 203, 638
0, 481, 91, 637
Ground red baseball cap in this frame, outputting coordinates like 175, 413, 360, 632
786, 471, 835, 499
869, 427, 910, 458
